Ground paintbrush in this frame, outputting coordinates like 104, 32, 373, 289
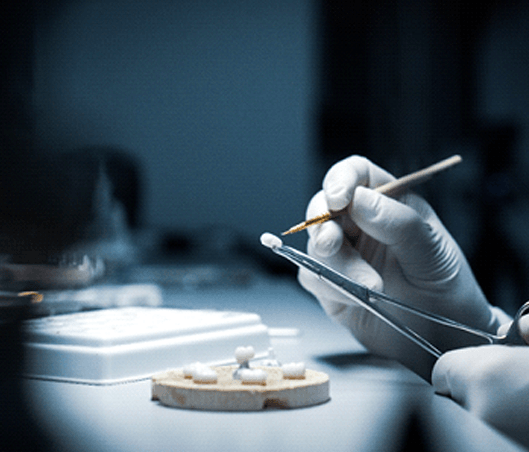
282, 154, 462, 236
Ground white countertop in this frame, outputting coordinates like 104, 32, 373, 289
22, 277, 527, 452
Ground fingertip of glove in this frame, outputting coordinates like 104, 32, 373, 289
431, 354, 450, 394
351, 186, 380, 221
431, 347, 468, 395
311, 222, 343, 257
324, 184, 351, 211
353, 184, 376, 202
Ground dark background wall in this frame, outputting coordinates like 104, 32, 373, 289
32, 0, 318, 254
3, 0, 529, 310
316, 0, 529, 315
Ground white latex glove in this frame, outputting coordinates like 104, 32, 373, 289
432, 343, 529, 448
298, 155, 503, 379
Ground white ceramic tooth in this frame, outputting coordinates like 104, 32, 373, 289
183, 362, 204, 379
235, 346, 255, 363
192, 365, 218, 384
239, 368, 268, 385
281, 362, 306, 379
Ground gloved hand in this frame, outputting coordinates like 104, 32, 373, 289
298, 155, 504, 379
432, 342, 529, 448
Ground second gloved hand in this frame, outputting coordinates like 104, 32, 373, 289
431, 317, 529, 446
298, 156, 503, 378
432, 344, 529, 448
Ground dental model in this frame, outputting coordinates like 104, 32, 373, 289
239, 368, 268, 385
152, 363, 329, 411
281, 362, 306, 380
152, 344, 330, 411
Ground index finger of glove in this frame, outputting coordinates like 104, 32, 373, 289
322, 155, 395, 212
305, 190, 344, 258
351, 187, 459, 284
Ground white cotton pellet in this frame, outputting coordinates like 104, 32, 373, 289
260, 233, 283, 250
281, 362, 306, 379
235, 346, 255, 363
192, 366, 218, 384
239, 368, 268, 385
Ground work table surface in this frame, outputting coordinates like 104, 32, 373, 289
24, 276, 527, 452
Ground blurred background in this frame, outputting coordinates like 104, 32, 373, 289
2, 0, 529, 313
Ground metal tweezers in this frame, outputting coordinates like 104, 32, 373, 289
269, 242, 529, 358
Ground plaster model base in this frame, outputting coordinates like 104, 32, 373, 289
151, 365, 330, 411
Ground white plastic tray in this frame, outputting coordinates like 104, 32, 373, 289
22, 307, 270, 385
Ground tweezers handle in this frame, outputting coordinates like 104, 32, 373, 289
272, 243, 528, 354
273, 245, 443, 358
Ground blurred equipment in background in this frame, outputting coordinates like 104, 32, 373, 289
317, 0, 529, 314
468, 124, 529, 316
